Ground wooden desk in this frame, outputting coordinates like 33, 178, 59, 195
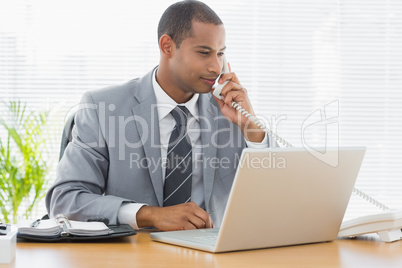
2, 230, 402, 268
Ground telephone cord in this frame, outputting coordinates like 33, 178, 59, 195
352, 188, 390, 211
232, 102, 292, 148
231, 101, 391, 211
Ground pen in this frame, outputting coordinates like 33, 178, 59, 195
30, 219, 41, 228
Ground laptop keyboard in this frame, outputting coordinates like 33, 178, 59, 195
194, 235, 217, 242
190, 229, 219, 246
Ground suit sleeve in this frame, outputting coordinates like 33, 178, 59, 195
45, 92, 132, 225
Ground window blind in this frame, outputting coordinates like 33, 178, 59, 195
1, 0, 401, 220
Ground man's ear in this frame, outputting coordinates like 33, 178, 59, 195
159, 34, 175, 58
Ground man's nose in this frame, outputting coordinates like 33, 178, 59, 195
208, 55, 222, 75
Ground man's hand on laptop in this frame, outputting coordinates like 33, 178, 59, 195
137, 202, 214, 231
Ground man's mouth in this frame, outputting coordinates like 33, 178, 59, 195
201, 77, 217, 87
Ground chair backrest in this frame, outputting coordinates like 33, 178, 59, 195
41, 113, 75, 220
59, 112, 75, 160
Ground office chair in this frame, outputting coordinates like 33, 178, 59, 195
59, 112, 75, 160
41, 113, 75, 221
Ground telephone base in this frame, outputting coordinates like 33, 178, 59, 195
338, 210, 402, 243
377, 229, 402, 242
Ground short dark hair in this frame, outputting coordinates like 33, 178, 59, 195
157, 0, 223, 48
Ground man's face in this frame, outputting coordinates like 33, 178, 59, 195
170, 21, 226, 96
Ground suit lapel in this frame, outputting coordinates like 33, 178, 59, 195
198, 94, 219, 213
131, 68, 164, 206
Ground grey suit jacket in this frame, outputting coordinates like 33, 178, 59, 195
46, 67, 267, 227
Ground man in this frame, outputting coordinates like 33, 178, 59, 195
46, 0, 269, 231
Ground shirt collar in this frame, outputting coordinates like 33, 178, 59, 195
152, 68, 199, 121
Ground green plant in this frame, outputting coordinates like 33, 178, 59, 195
0, 101, 52, 223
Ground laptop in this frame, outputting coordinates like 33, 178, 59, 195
151, 147, 366, 253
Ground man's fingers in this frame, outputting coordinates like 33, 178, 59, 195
187, 203, 213, 229
148, 202, 214, 231
186, 214, 207, 229
219, 81, 243, 99
219, 72, 240, 85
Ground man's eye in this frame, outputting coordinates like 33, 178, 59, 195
218, 52, 225, 56
199, 51, 209, 55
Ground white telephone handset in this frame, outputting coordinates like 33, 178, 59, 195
214, 56, 402, 242
212, 56, 230, 100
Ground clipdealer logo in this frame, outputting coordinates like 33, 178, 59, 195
64, 100, 339, 168
301, 100, 339, 167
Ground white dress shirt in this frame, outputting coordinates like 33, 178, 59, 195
118, 68, 268, 229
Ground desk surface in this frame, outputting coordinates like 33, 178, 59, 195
2, 230, 402, 268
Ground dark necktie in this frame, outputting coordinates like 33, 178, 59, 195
163, 106, 192, 207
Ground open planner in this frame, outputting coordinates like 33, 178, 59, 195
17, 214, 136, 242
